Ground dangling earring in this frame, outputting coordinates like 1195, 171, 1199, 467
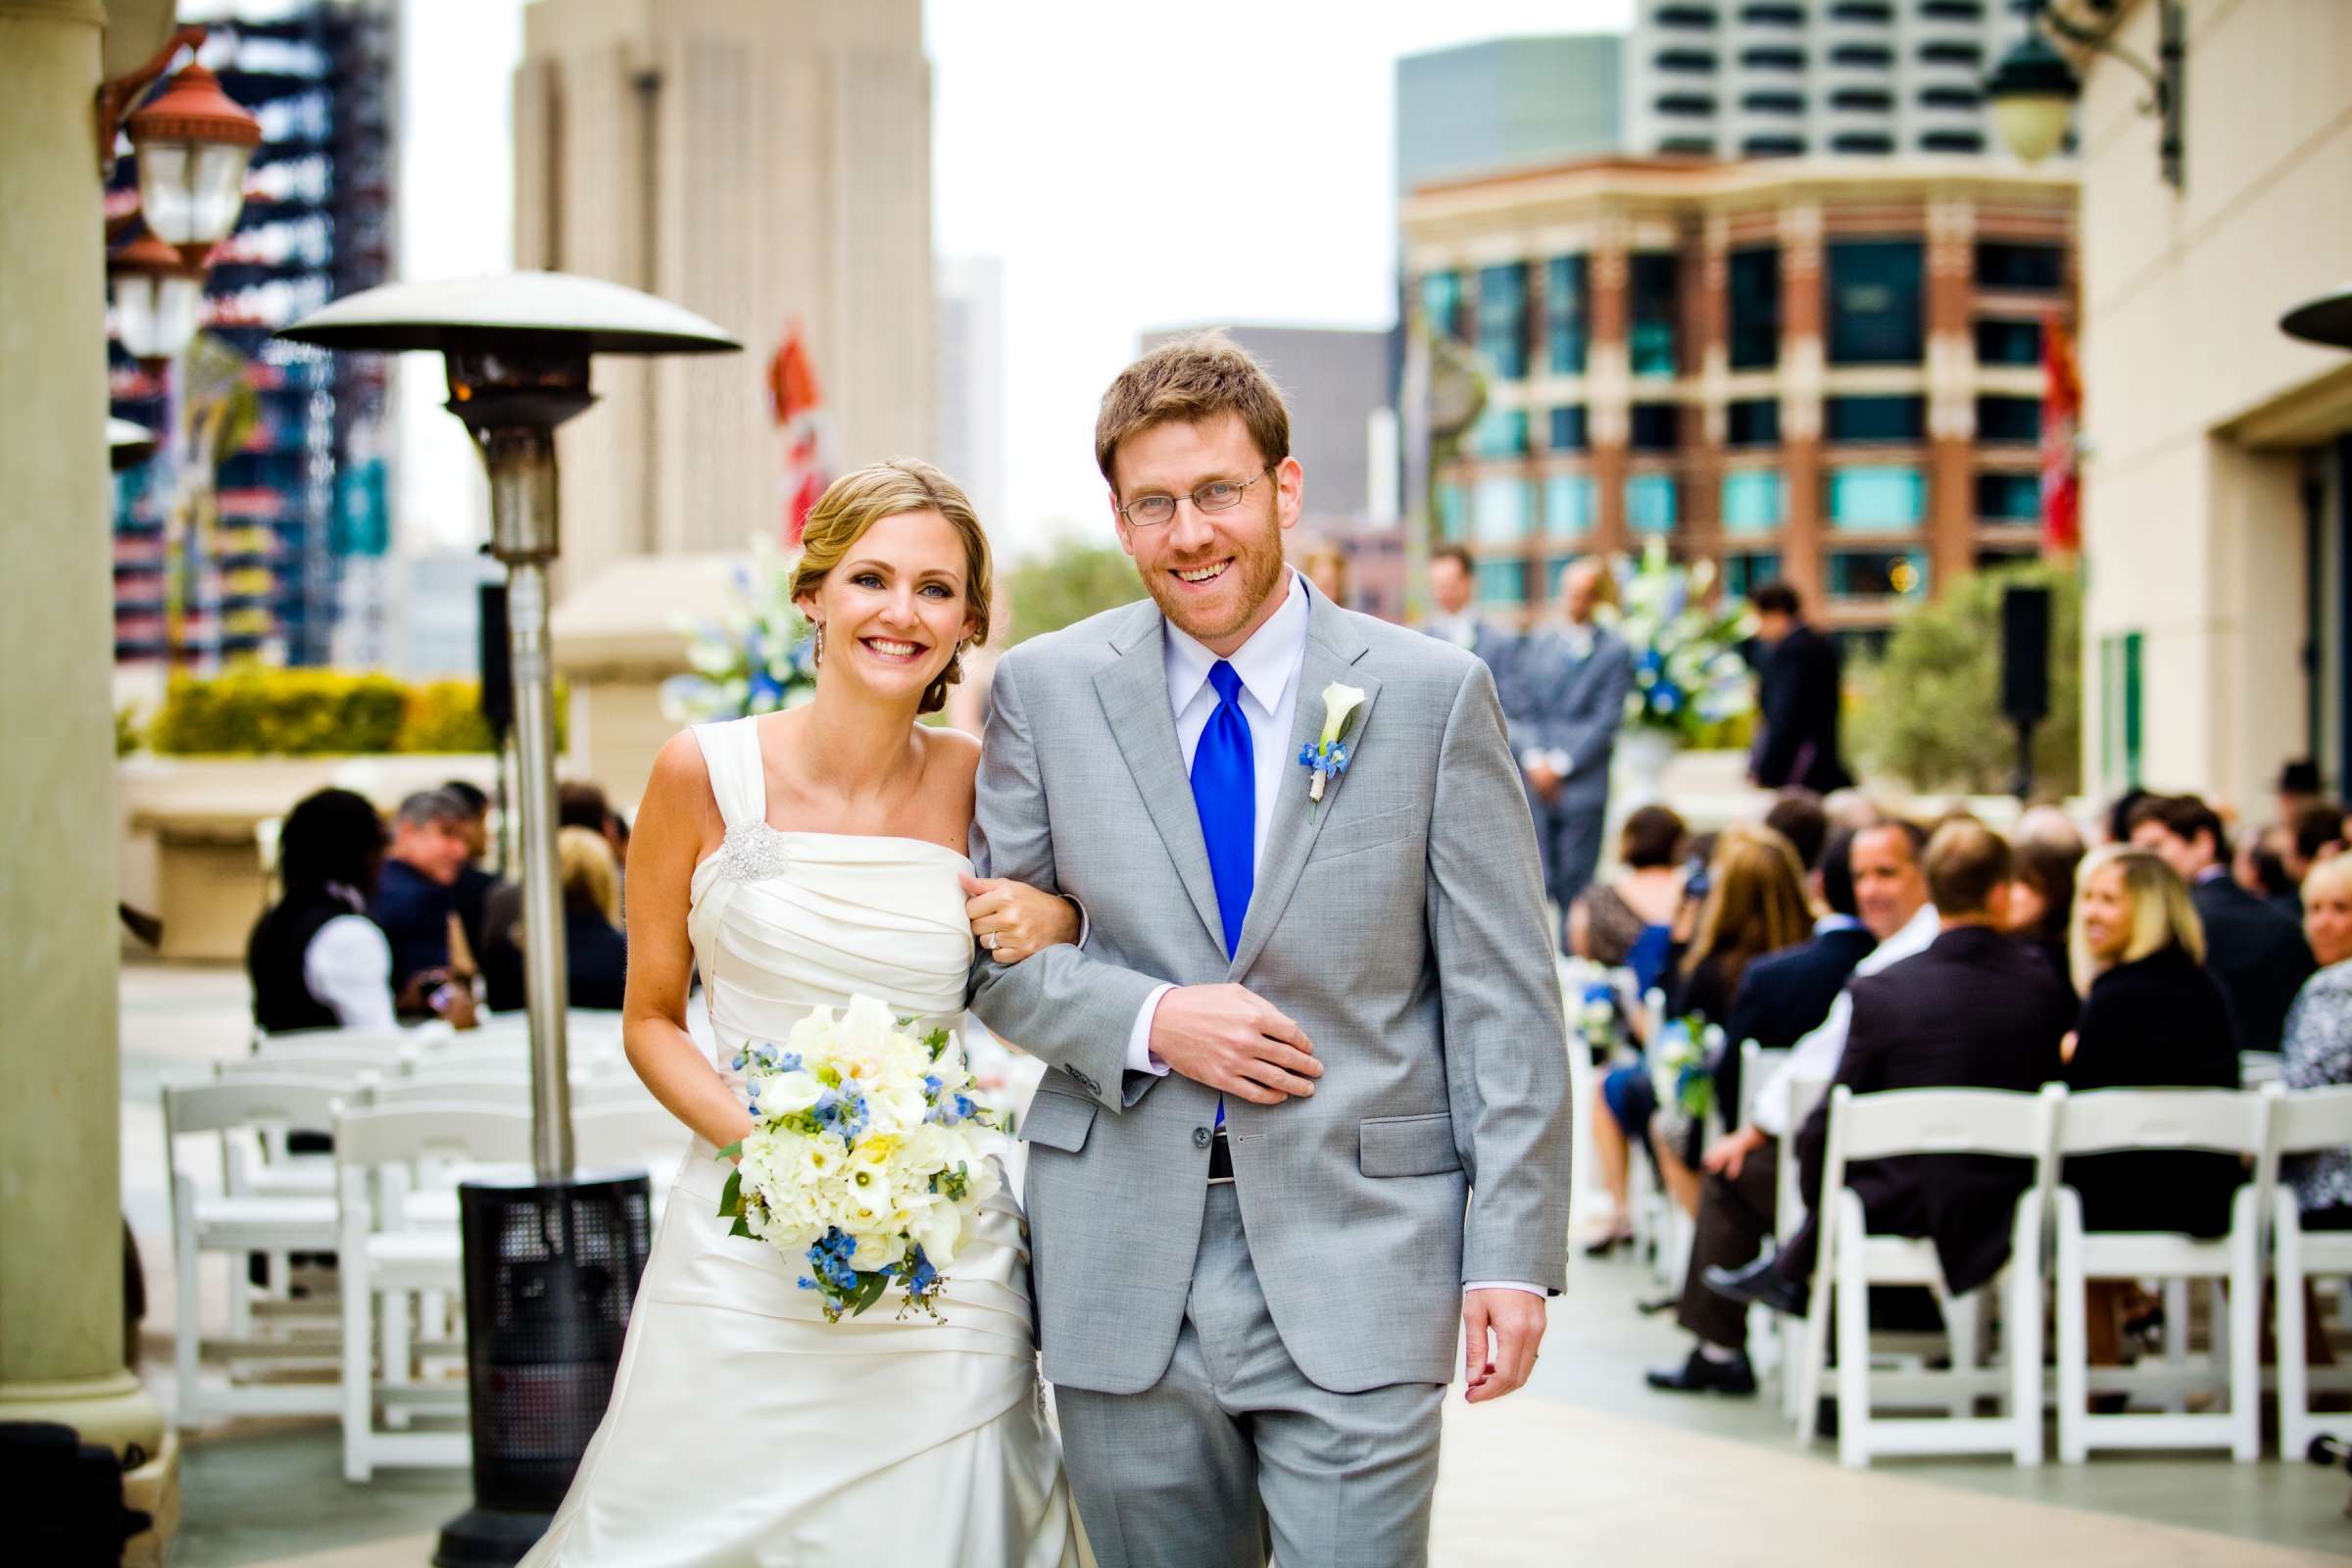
810, 622, 825, 670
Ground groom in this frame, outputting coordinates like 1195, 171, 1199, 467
968, 334, 1571, 1567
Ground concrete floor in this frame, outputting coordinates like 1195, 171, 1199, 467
127, 961, 2352, 1566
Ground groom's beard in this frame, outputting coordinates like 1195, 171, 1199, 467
1141, 511, 1290, 649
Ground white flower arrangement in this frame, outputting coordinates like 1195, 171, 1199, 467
1600, 540, 1757, 744
660, 532, 818, 724
716, 995, 1010, 1322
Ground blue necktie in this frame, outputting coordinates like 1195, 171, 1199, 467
1192, 661, 1253, 1127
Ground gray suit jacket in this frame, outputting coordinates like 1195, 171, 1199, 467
1513, 624, 1634, 807
969, 591, 1572, 1396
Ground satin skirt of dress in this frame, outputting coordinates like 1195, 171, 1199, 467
519, 1137, 1086, 1568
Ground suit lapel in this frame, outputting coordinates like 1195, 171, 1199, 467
1091, 604, 1227, 956
1228, 594, 1378, 979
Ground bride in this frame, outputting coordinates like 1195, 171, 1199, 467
521, 461, 1090, 1566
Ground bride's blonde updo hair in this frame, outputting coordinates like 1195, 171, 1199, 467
790, 459, 995, 716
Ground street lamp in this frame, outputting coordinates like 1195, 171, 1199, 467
1985, 0, 2184, 189
107, 228, 206, 369
280, 273, 736, 1567
108, 418, 160, 472
123, 61, 260, 265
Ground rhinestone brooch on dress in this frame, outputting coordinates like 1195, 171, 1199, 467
710, 822, 792, 882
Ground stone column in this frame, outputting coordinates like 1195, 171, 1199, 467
0, 1, 174, 1554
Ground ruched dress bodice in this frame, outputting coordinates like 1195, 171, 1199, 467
520, 716, 1084, 1567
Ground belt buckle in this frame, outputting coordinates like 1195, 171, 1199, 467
1206, 1126, 1235, 1184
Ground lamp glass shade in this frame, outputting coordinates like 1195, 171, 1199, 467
1991, 92, 2073, 164
136, 138, 254, 249
114, 270, 203, 363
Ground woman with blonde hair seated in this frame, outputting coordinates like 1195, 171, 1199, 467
484, 825, 631, 1011
2062, 844, 2241, 1364
2283, 851, 2352, 1230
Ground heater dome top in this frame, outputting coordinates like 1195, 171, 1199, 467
278, 271, 743, 357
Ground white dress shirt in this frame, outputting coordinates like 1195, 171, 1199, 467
303, 885, 399, 1030
1750, 900, 1940, 1138
1427, 611, 1480, 651
1120, 574, 1541, 1298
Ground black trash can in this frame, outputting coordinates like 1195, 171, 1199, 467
434, 1171, 651, 1568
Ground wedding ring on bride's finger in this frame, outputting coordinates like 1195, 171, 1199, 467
982, 931, 999, 953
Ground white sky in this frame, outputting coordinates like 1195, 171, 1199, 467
395, 0, 1633, 563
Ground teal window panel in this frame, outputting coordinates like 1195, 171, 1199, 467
1720, 470, 1785, 535
1627, 473, 1679, 534
1827, 465, 1924, 530
1472, 476, 1536, 543
1544, 473, 1595, 535
1475, 559, 1528, 607
1477, 263, 1530, 379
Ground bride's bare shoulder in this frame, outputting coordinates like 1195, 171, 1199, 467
920, 723, 981, 792
640, 728, 723, 830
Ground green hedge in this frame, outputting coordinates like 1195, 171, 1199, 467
142, 670, 564, 756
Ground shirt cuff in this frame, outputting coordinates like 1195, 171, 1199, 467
1126, 984, 1175, 1077
1464, 1281, 1546, 1297
1067, 895, 1091, 950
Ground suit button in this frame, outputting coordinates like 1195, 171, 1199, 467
1193, 1126, 1213, 1150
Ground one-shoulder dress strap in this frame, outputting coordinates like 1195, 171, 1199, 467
689, 716, 768, 833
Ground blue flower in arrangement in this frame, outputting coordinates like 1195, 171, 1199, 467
1597, 540, 1758, 746
662, 532, 820, 723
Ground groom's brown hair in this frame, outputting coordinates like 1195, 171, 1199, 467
1094, 330, 1292, 489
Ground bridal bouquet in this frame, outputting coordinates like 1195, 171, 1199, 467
715, 995, 1010, 1322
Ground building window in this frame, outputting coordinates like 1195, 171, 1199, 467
1476, 263, 1529, 380
1727, 398, 1781, 446
1920, 85, 1983, 110
1475, 559, 1528, 607
1656, 48, 1718, 73
1829, 0, 1893, 19
1828, 465, 1924, 530
1469, 406, 1530, 458
1549, 405, 1590, 451
1919, 40, 1983, 68
1422, 270, 1466, 340
1728, 247, 1781, 370
1975, 318, 2041, 367
1472, 476, 1536, 542
1547, 256, 1589, 374
1739, 3, 1803, 24
1977, 396, 2041, 445
1830, 88, 1893, 112
1627, 474, 1679, 534
1741, 90, 1804, 115
1920, 129, 1985, 154
1976, 242, 2066, 291
1827, 549, 1929, 599
1721, 470, 1785, 535
1631, 253, 1680, 378
1825, 239, 1923, 365
1922, 1, 1984, 17
1436, 482, 1468, 541
1829, 43, 1893, 68
1545, 473, 1596, 535
1723, 550, 1783, 598
1977, 471, 2040, 520
1658, 137, 1719, 156
1654, 4, 1718, 27
1825, 395, 1925, 443
1654, 94, 1719, 118
1742, 135, 1807, 158
1829, 131, 1896, 154
1740, 46, 1804, 70
1631, 403, 1682, 452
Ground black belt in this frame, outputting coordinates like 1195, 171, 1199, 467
1207, 1127, 1234, 1182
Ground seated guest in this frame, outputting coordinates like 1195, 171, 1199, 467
2131, 793, 2315, 1054
482, 779, 632, 1008
2284, 854, 2352, 1230
369, 789, 478, 1004
250, 789, 475, 1033
1590, 823, 1811, 1250
1567, 805, 1687, 996
440, 779, 504, 963
2005, 810, 2085, 981
2286, 801, 2345, 888
1764, 790, 1830, 878
483, 827, 629, 1012
2063, 846, 2242, 1362
1706, 820, 2073, 1315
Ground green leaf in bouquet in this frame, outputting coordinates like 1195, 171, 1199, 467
727, 1214, 754, 1239
717, 1167, 743, 1218
714, 1140, 743, 1162
851, 1270, 893, 1318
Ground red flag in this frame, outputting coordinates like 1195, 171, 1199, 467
767, 321, 833, 548
2040, 310, 2081, 555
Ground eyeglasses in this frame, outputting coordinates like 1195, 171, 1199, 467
1116, 466, 1275, 528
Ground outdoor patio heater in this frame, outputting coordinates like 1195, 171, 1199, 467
280, 275, 738, 1565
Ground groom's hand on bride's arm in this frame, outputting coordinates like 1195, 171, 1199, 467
1146, 985, 1322, 1106
1462, 1288, 1546, 1404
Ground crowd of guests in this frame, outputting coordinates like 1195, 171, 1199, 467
246, 778, 635, 1036
1560, 772, 2348, 1404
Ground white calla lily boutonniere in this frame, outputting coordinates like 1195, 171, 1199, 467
1297, 681, 1367, 811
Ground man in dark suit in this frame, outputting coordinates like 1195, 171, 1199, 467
2130, 793, 2316, 1054
1514, 557, 1634, 910
1745, 582, 1851, 795
368, 788, 475, 1004
1707, 819, 2073, 1315
1647, 827, 1877, 1394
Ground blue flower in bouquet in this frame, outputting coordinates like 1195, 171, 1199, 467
662, 532, 819, 723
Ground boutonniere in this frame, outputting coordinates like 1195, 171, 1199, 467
1297, 681, 1367, 810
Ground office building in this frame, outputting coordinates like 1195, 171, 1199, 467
1396, 35, 1624, 197
936, 255, 1006, 529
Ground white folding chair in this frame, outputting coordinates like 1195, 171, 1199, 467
1798, 1084, 2059, 1467
2052, 1087, 2269, 1463
336, 1102, 536, 1481
163, 1076, 347, 1428
2271, 1083, 2352, 1461
1777, 1065, 1833, 1421
2240, 1052, 2283, 1089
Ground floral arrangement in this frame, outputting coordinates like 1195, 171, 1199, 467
716, 995, 1011, 1322
660, 533, 818, 724
1559, 956, 1626, 1061
1649, 1015, 1724, 1127
1600, 540, 1757, 744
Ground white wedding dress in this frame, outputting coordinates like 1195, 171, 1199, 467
521, 716, 1087, 1567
